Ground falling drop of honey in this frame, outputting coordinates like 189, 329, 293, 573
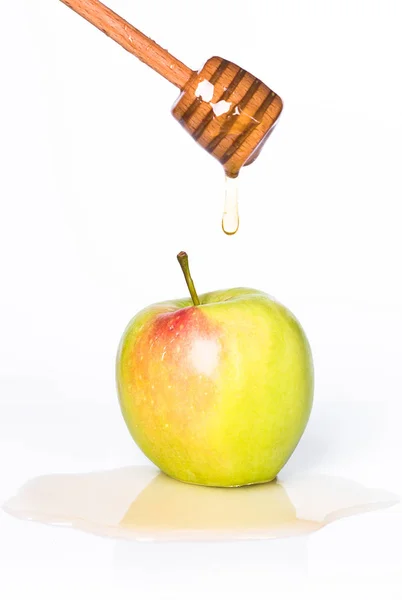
222, 175, 239, 235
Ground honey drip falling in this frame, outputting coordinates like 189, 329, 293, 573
222, 176, 239, 235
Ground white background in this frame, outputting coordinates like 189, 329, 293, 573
1, 0, 402, 598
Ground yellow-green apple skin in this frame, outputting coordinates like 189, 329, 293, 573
116, 289, 314, 487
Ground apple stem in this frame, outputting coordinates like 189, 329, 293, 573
177, 252, 201, 306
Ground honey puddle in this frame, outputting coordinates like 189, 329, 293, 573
3, 467, 398, 542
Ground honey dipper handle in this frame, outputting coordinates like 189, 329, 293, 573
60, 0, 194, 89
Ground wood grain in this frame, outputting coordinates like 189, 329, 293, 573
60, 1, 283, 176
172, 57, 283, 177
60, 0, 194, 88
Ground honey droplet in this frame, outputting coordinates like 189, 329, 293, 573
222, 175, 239, 235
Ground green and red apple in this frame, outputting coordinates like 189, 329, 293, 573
116, 252, 313, 487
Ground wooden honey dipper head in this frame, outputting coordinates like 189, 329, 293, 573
60, 0, 282, 178
172, 57, 283, 178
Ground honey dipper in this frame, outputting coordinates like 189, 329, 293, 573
60, 0, 283, 180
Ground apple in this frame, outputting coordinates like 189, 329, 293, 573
116, 252, 314, 487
